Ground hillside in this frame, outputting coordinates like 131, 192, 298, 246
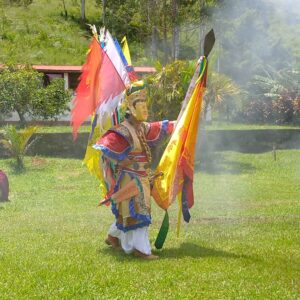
1, 0, 299, 72
0, 0, 102, 65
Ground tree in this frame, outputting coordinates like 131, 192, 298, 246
95, 0, 221, 64
0, 66, 71, 126
205, 72, 240, 121
0, 67, 43, 125
213, 0, 299, 87
0, 67, 70, 126
34, 78, 71, 120
146, 60, 194, 120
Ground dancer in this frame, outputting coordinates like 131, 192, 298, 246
93, 82, 173, 259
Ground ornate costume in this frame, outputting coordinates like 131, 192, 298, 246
93, 85, 173, 256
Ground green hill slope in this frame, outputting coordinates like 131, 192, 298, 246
0, 0, 101, 65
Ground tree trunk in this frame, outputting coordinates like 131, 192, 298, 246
16, 156, 24, 170
102, 0, 106, 26
202, 103, 208, 129
81, 0, 86, 23
149, 0, 158, 60
16, 109, 26, 128
226, 101, 229, 122
163, 0, 168, 64
173, 26, 180, 60
172, 0, 179, 60
151, 26, 158, 59
61, 0, 68, 19
199, 0, 205, 55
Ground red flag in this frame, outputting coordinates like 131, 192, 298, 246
71, 37, 126, 139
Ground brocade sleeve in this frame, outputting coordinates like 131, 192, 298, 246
145, 120, 175, 147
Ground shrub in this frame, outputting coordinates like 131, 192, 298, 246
0, 125, 38, 169
0, 66, 71, 126
244, 67, 300, 124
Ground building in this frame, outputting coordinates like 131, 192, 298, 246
32, 65, 156, 90
1, 64, 156, 123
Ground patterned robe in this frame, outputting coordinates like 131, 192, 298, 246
93, 119, 173, 232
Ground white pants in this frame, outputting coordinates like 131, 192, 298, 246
108, 222, 151, 255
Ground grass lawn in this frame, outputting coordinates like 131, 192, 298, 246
0, 125, 91, 134
0, 150, 299, 299
2, 123, 300, 135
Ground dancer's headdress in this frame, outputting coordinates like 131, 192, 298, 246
124, 80, 147, 108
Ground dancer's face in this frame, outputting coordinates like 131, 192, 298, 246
134, 101, 148, 121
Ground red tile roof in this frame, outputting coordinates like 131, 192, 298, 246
0, 64, 156, 74
32, 65, 82, 72
133, 66, 156, 73
32, 65, 156, 74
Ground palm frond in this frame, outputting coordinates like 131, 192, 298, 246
2, 125, 38, 168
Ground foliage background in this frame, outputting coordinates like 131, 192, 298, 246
0, 0, 299, 124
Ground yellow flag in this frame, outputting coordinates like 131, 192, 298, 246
121, 36, 132, 66
152, 57, 207, 210
83, 119, 112, 198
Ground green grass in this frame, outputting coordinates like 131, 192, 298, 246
2, 122, 300, 136
0, 124, 91, 134
0, 151, 299, 299
36, 125, 91, 133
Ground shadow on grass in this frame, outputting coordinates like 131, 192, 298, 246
1, 157, 49, 174
97, 246, 136, 261
155, 243, 249, 260
0, 199, 10, 204
0, 199, 9, 210
98, 242, 251, 261
8, 161, 26, 175
195, 152, 256, 175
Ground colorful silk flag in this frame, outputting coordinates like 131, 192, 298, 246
121, 36, 132, 66
152, 57, 207, 217
78, 28, 133, 198
71, 37, 102, 139
83, 124, 107, 198
100, 29, 130, 86
71, 35, 127, 139
114, 38, 128, 67
96, 30, 131, 130
121, 36, 138, 82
